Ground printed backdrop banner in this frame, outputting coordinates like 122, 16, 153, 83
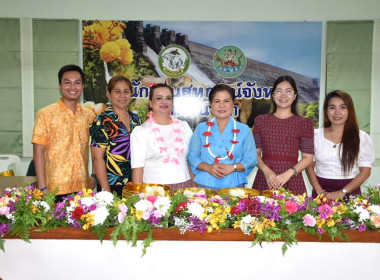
82, 20, 322, 129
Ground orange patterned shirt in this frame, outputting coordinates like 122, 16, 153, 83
32, 99, 95, 195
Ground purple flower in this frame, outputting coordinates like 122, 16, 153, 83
89, 204, 97, 211
0, 223, 11, 236
358, 224, 366, 232
317, 228, 324, 234
188, 217, 208, 233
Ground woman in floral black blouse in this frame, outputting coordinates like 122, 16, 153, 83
90, 76, 141, 197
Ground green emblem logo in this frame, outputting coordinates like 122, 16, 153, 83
158, 45, 190, 77
214, 45, 246, 78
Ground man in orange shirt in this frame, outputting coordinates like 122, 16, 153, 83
32, 65, 95, 200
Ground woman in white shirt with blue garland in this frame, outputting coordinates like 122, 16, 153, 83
131, 83, 193, 193
306, 90, 375, 199
188, 84, 257, 191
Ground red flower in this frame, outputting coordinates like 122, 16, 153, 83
214, 156, 221, 164
202, 131, 212, 137
232, 129, 240, 133
231, 206, 242, 215
228, 152, 234, 160
231, 140, 239, 144
206, 122, 214, 127
72, 207, 84, 219
175, 202, 188, 214
203, 143, 211, 148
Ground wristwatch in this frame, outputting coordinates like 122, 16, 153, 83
233, 164, 237, 172
342, 188, 348, 195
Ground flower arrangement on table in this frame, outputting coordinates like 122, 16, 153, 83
0, 185, 55, 251
46, 189, 118, 241
1, 184, 380, 255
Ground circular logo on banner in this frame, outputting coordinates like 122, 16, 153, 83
214, 45, 246, 78
158, 45, 190, 77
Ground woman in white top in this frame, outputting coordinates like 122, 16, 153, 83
131, 83, 193, 192
306, 90, 375, 199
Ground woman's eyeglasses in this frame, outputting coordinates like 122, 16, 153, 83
274, 89, 295, 96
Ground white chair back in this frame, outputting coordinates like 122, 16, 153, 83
0, 154, 21, 176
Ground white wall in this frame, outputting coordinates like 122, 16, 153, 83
2, 0, 380, 21
2, 0, 380, 187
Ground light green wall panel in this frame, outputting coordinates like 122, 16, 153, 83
33, 88, 61, 114
33, 19, 80, 112
0, 51, 21, 87
33, 19, 79, 52
0, 18, 21, 51
326, 53, 372, 89
326, 21, 373, 133
0, 88, 22, 131
0, 18, 22, 156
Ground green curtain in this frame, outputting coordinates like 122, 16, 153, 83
0, 18, 22, 156
326, 21, 373, 133
33, 19, 80, 112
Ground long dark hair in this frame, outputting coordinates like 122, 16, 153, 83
323, 90, 360, 174
270, 75, 299, 115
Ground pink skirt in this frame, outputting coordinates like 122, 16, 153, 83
167, 180, 193, 194
312, 176, 360, 198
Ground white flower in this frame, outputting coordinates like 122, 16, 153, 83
240, 215, 254, 235
256, 196, 268, 203
154, 196, 171, 216
186, 202, 205, 218
146, 186, 165, 197
92, 206, 109, 225
353, 206, 371, 222
94, 191, 114, 206
229, 189, 245, 198
32, 201, 51, 212
241, 215, 253, 224
80, 197, 95, 207
370, 205, 380, 215
134, 199, 153, 212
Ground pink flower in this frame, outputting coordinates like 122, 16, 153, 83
303, 214, 316, 227
319, 204, 333, 216
146, 196, 157, 204
118, 212, 126, 223
142, 211, 151, 220
118, 204, 128, 213
153, 210, 163, 218
285, 200, 298, 214
0, 206, 10, 216
371, 214, 380, 228
317, 228, 324, 234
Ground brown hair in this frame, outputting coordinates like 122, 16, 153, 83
148, 83, 174, 111
323, 90, 360, 174
107, 76, 133, 93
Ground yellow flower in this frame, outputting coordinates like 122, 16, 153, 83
81, 213, 95, 230
233, 221, 241, 229
100, 41, 121, 62
82, 188, 93, 197
31, 204, 40, 214
32, 188, 43, 200
135, 210, 143, 221
316, 217, 326, 227
117, 39, 134, 65
333, 204, 347, 215
326, 219, 335, 227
